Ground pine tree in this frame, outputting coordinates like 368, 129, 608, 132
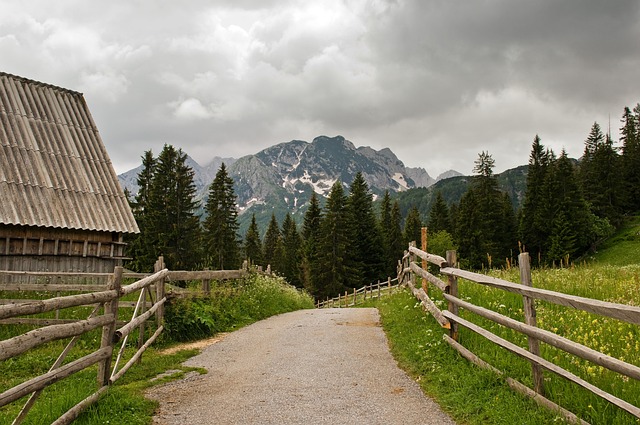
126, 150, 157, 272
403, 206, 422, 248
281, 213, 302, 287
316, 181, 349, 299
541, 150, 594, 263
519, 135, 551, 259
243, 213, 263, 267
427, 191, 451, 234
384, 200, 405, 278
263, 213, 283, 271
300, 193, 323, 296
621, 104, 640, 212
347, 172, 385, 285
456, 152, 516, 268
203, 163, 240, 270
146, 145, 201, 271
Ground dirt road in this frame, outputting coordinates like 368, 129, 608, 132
147, 308, 455, 424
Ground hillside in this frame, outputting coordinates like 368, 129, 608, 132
384, 165, 528, 223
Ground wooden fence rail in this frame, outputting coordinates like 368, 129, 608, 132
399, 244, 640, 423
0, 257, 169, 425
0, 256, 254, 424
316, 277, 400, 308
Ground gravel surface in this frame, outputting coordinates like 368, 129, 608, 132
147, 308, 456, 424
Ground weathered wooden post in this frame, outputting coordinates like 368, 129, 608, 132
421, 227, 428, 295
203, 267, 211, 295
446, 250, 458, 342
519, 252, 544, 395
97, 266, 122, 386
155, 256, 165, 328
409, 241, 416, 288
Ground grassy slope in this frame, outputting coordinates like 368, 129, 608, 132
588, 216, 640, 266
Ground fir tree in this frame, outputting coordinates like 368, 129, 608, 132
244, 213, 263, 267
403, 206, 422, 248
146, 145, 201, 271
457, 151, 516, 268
621, 104, 640, 212
203, 163, 240, 270
386, 200, 405, 277
126, 150, 157, 272
263, 213, 283, 271
347, 172, 385, 285
519, 135, 551, 260
541, 150, 594, 263
316, 181, 349, 299
300, 193, 323, 297
281, 213, 302, 287
427, 191, 451, 234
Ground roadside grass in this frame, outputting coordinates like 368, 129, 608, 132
371, 262, 640, 425
0, 273, 314, 424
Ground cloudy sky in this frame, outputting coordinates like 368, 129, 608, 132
2, 1, 639, 177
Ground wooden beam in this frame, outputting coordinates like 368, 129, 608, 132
440, 267, 640, 325
0, 347, 111, 408
443, 293, 640, 381
442, 310, 640, 418
0, 315, 114, 361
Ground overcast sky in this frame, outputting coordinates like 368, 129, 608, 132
2, 1, 639, 177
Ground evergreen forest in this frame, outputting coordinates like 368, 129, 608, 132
125, 103, 640, 300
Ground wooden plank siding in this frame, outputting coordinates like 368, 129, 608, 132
0, 71, 138, 276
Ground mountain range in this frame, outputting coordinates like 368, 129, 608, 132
118, 135, 463, 228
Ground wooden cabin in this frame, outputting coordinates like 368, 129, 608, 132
0, 72, 139, 276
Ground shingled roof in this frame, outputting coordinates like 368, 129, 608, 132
0, 72, 139, 234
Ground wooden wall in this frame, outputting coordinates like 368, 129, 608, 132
0, 224, 127, 279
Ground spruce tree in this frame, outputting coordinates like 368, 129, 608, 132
541, 150, 594, 263
427, 191, 451, 234
316, 181, 349, 299
347, 172, 385, 285
403, 206, 422, 248
456, 152, 516, 268
244, 213, 263, 267
386, 200, 405, 277
126, 150, 157, 272
519, 135, 551, 258
203, 163, 240, 270
300, 193, 323, 296
263, 213, 283, 271
146, 145, 201, 271
281, 213, 302, 287
621, 104, 640, 212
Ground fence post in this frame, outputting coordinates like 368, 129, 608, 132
446, 250, 459, 342
421, 227, 428, 295
409, 242, 416, 288
203, 267, 211, 295
155, 256, 165, 328
97, 266, 122, 386
519, 252, 544, 396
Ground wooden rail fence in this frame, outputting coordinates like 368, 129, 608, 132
399, 243, 640, 424
0, 257, 252, 424
316, 277, 400, 308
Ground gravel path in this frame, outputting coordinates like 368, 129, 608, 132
147, 308, 456, 424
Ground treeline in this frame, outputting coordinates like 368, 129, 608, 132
125, 102, 640, 296
124, 146, 420, 299
439, 103, 640, 269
